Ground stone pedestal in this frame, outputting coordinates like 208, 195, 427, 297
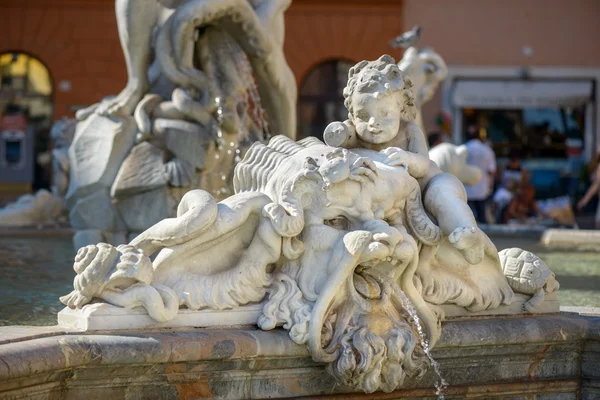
57, 303, 263, 331
0, 310, 598, 399
542, 228, 600, 251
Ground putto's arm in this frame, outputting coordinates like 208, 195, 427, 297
323, 120, 358, 148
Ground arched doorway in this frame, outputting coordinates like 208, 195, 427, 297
297, 59, 354, 141
0, 52, 53, 192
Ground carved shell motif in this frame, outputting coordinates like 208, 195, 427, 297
499, 248, 553, 295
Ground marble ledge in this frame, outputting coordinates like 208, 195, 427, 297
0, 311, 598, 383
0, 312, 598, 399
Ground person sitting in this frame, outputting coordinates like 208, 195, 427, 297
492, 179, 517, 223
502, 184, 543, 224
498, 149, 524, 189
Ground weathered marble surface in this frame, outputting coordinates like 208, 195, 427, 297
58, 0, 297, 245
391, 26, 447, 134
58, 56, 561, 391
0, 190, 64, 228
429, 142, 482, 186
58, 303, 263, 331
0, 312, 598, 399
59, 293, 560, 332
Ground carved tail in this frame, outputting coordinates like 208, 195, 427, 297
405, 182, 443, 246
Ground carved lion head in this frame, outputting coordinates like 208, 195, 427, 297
235, 137, 437, 392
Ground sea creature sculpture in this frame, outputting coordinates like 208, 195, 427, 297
499, 248, 560, 312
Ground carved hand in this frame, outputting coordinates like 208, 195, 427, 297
380, 147, 410, 168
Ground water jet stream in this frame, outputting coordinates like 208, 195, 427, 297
396, 289, 448, 399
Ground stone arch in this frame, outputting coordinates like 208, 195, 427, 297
283, 1, 405, 87
296, 58, 355, 140
0, 51, 55, 189
0, 2, 125, 119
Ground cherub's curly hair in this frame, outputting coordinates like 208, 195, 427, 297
342, 55, 417, 121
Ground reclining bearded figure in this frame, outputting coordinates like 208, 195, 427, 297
60, 133, 544, 392
60, 55, 559, 393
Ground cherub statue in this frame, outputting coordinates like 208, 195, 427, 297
324, 55, 485, 265
323, 55, 430, 179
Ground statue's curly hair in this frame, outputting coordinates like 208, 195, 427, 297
342, 55, 417, 122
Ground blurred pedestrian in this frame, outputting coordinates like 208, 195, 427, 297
464, 126, 496, 223
577, 147, 600, 229
562, 137, 584, 207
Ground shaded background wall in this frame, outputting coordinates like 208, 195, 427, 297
0, 0, 403, 120
1, 0, 600, 199
0, 0, 126, 119
403, 0, 600, 134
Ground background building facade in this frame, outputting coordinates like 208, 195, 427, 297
1, 0, 599, 197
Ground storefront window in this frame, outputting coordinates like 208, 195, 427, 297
297, 59, 354, 140
462, 106, 586, 199
0, 52, 53, 189
462, 106, 585, 159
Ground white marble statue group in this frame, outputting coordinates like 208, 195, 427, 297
0, 0, 561, 390
0, 0, 297, 247
60, 51, 559, 393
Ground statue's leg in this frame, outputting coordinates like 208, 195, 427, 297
419, 161, 484, 264
524, 288, 545, 312
252, 0, 292, 47
96, 0, 161, 117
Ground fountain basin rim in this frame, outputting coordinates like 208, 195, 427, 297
0, 310, 597, 383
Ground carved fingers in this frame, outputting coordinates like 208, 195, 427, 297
380, 147, 409, 168
349, 157, 378, 183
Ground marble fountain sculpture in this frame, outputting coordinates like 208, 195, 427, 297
59, 56, 562, 395
0, 0, 296, 249
392, 27, 482, 187
0, 117, 74, 227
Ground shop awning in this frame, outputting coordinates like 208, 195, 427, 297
452, 80, 594, 109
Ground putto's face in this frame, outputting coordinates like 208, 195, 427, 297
351, 91, 401, 144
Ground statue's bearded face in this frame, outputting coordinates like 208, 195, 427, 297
253, 145, 441, 392
299, 178, 402, 297
274, 165, 428, 393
